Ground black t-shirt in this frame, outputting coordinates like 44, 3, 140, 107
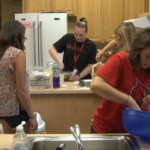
53, 33, 97, 79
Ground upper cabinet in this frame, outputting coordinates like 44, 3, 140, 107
124, 0, 149, 20
23, 0, 149, 43
51, 0, 77, 16
24, 0, 52, 13
24, 0, 51, 13
23, 0, 77, 16
102, 0, 124, 42
77, 0, 102, 43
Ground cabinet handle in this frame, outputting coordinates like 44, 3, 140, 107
33, 21, 36, 66
39, 21, 43, 66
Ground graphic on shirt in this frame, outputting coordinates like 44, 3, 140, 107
67, 44, 86, 54
130, 79, 150, 111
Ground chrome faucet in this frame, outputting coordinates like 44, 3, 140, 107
70, 124, 85, 150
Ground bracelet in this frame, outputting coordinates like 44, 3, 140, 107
78, 75, 82, 80
30, 115, 35, 120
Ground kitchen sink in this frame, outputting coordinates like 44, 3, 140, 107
28, 135, 140, 150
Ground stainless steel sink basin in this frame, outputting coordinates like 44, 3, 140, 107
28, 135, 140, 150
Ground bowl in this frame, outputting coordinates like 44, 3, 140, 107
123, 109, 150, 138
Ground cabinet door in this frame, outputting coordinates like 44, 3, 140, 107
77, 0, 102, 43
51, 0, 77, 16
102, 0, 124, 42
124, 0, 148, 20
24, 0, 51, 13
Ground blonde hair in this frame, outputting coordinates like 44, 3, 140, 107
114, 22, 136, 52
75, 18, 88, 33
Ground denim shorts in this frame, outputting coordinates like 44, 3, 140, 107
0, 107, 30, 129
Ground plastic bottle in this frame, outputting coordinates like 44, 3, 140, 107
11, 121, 31, 150
53, 63, 60, 88
46, 60, 53, 89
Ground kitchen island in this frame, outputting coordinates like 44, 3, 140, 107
30, 82, 102, 134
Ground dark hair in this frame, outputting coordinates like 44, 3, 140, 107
0, 20, 25, 58
75, 17, 88, 32
129, 27, 150, 73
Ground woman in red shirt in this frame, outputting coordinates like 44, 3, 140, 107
90, 27, 150, 133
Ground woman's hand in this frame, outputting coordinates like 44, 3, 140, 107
96, 51, 104, 62
30, 117, 38, 131
127, 95, 141, 110
69, 75, 80, 81
147, 104, 150, 112
58, 61, 64, 71
96, 63, 104, 72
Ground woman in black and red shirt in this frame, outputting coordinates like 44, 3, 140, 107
49, 18, 97, 81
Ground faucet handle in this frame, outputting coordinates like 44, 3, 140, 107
74, 124, 81, 140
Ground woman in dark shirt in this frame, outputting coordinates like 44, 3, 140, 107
49, 18, 97, 81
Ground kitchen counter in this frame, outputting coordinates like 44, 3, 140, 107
30, 82, 102, 134
0, 134, 149, 150
30, 82, 92, 94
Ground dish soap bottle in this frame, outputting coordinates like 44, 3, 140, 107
11, 121, 31, 150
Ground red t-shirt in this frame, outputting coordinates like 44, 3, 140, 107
93, 51, 150, 133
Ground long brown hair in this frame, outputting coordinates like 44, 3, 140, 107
129, 27, 150, 73
0, 20, 25, 59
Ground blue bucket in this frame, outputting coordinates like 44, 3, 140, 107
123, 109, 150, 138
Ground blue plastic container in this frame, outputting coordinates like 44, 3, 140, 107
123, 109, 150, 138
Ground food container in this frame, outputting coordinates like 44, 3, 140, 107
79, 79, 92, 88
60, 71, 72, 82
123, 109, 150, 138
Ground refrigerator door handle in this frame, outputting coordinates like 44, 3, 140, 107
33, 21, 36, 66
40, 21, 43, 66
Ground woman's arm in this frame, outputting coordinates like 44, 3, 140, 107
11, 52, 38, 130
69, 64, 93, 81
90, 76, 141, 110
49, 45, 64, 71
96, 40, 117, 62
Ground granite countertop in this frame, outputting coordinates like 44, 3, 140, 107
30, 82, 92, 94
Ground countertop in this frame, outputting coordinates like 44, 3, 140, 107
0, 134, 150, 150
30, 82, 92, 94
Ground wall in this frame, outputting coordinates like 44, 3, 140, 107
0, 0, 22, 27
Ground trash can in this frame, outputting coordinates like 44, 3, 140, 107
34, 112, 46, 134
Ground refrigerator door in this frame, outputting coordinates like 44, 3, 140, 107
15, 13, 39, 68
38, 13, 67, 66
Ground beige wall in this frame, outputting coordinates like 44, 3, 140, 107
0, 0, 22, 27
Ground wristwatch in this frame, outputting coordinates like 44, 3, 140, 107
79, 74, 82, 80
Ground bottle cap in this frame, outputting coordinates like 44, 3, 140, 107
16, 121, 26, 132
